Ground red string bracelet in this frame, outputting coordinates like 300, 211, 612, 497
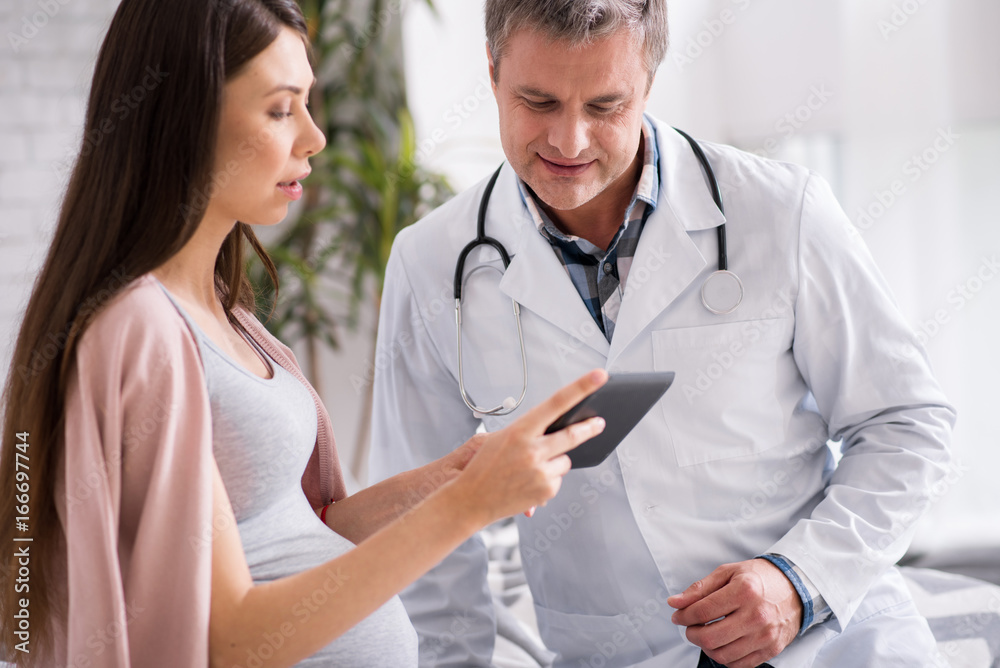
320, 503, 331, 524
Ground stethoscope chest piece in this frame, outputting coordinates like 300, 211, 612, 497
701, 269, 743, 315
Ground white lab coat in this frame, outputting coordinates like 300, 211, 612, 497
369, 117, 956, 667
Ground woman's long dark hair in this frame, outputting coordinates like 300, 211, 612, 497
0, 0, 309, 662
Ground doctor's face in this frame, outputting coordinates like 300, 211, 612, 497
489, 28, 650, 214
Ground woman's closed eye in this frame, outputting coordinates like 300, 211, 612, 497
269, 102, 311, 120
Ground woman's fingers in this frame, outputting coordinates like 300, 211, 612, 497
542, 416, 606, 460
528, 420, 602, 512
466, 371, 608, 520
540, 453, 573, 479
517, 369, 608, 435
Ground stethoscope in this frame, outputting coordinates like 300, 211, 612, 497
453, 128, 743, 416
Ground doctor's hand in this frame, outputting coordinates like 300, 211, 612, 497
668, 559, 801, 668
451, 369, 608, 525
433, 431, 489, 480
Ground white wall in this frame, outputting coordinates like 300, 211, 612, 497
401, 0, 1000, 551
0, 0, 114, 374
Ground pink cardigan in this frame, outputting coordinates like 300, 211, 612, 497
52, 274, 347, 667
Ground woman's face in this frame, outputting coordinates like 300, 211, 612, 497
206, 26, 326, 227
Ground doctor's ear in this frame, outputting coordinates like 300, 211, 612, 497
644, 72, 656, 102
486, 41, 498, 92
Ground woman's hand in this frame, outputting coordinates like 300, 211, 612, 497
452, 369, 608, 525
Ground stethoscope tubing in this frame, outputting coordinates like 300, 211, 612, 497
454, 165, 527, 416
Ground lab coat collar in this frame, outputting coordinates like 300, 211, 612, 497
608, 121, 727, 360
655, 122, 728, 232
486, 165, 612, 357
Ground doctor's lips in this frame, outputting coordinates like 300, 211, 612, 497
539, 155, 595, 177
277, 169, 310, 200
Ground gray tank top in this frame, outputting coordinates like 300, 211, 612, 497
157, 281, 418, 667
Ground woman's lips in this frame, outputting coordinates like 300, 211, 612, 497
278, 169, 312, 199
539, 155, 594, 177
277, 169, 310, 200
277, 180, 303, 200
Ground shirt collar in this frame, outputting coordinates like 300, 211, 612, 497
516, 113, 660, 244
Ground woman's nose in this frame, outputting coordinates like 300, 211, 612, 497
301, 113, 327, 157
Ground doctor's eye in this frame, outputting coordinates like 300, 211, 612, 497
524, 99, 556, 111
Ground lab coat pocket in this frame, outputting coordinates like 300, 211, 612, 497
652, 318, 794, 467
534, 604, 654, 667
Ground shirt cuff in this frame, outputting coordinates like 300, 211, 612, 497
755, 554, 832, 634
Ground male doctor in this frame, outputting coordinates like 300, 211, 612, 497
369, 1, 955, 666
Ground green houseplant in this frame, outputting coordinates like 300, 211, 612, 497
248, 0, 453, 476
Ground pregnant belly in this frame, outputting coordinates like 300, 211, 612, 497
237, 492, 419, 667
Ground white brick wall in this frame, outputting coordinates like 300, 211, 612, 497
0, 0, 118, 374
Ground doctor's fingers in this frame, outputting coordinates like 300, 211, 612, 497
682, 608, 749, 656
671, 585, 740, 628
668, 563, 737, 610
517, 369, 608, 434
700, 631, 775, 668
696, 616, 783, 668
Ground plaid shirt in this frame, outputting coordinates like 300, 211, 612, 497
517, 115, 659, 341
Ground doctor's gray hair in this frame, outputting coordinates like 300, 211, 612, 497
485, 0, 669, 88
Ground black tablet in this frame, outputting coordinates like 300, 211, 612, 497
545, 372, 675, 469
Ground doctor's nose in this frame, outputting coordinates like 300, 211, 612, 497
547, 113, 590, 160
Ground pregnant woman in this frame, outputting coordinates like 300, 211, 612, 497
0, 1, 606, 666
